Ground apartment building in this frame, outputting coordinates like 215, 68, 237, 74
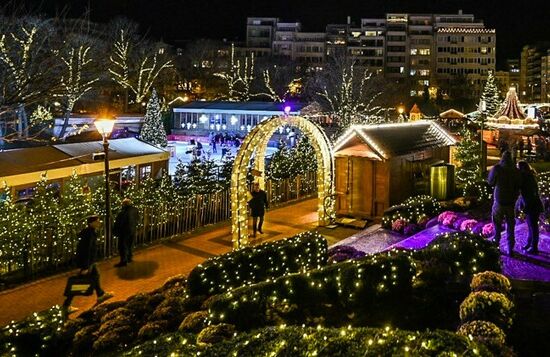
495, 59, 520, 97
542, 51, 550, 102
520, 44, 550, 103
244, 12, 495, 96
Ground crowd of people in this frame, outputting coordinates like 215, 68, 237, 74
498, 136, 550, 162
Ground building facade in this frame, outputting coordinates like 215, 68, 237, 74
244, 11, 495, 97
520, 44, 550, 103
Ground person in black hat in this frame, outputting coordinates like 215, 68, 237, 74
63, 216, 113, 313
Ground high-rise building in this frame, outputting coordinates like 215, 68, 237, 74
520, 44, 550, 103
542, 51, 550, 103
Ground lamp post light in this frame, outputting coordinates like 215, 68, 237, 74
397, 106, 405, 122
94, 118, 116, 256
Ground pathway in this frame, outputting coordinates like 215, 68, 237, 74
334, 222, 550, 282
0, 198, 357, 326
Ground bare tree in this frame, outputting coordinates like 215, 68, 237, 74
53, 17, 101, 138
0, 15, 59, 140
108, 19, 173, 109
310, 56, 385, 137
214, 44, 255, 101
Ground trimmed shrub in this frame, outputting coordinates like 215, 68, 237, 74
137, 320, 170, 340
382, 195, 442, 230
460, 291, 514, 329
207, 253, 417, 330
187, 231, 328, 297
470, 271, 512, 297
327, 245, 366, 263
179, 311, 209, 333
458, 320, 507, 353
196, 324, 236, 345
413, 232, 501, 286
125, 326, 490, 356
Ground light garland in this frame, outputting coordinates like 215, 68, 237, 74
231, 116, 335, 249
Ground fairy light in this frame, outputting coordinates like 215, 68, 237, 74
231, 115, 335, 248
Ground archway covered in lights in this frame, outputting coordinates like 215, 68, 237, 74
231, 116, 335, 249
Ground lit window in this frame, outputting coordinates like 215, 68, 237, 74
419, 69, 430, 76
399, 66, 404, 73
365, 31, 377, 37
410, 69, 417, 76
481, 47, 488, 54
410, 48, 418, 55
419, 48, 430, 55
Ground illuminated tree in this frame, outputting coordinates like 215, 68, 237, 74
54, 21, 100, 138
109, 20, 173, 108
480, 70, 500, 116
214, 44, 255, 101
140, 89, 167, 147
0, 16, 58, 140
313, 57, 384, 138
455, 128, 481, 196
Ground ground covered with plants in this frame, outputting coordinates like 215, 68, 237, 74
1, 229, 517, 356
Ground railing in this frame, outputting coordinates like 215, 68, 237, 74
0, 171, 318, 286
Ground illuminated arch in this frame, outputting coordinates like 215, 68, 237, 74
231, 116, 335, 249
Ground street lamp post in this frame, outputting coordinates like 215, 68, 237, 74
94, 118, 116, 256
478, 100, 487, 178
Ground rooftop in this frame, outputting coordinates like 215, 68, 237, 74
173, 101, 305, 114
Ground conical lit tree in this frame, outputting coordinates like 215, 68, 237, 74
140, 89, 167, 147
455, 128, 481, 196
480, 70, 500, 116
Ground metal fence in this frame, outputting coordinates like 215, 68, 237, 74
0, 171, 318, 285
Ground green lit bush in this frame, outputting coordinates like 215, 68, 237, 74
206, 253, 416, 330
187, 231, 328, 297
382, 195, 441, 229
470, 271, 512, 297
459, 291, 514, 330
413, 232, 501, 286
124, 326, 490, 356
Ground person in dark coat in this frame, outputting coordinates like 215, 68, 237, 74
63, 216, 113, 311
113, 198, 139, 267
488, 151, 522, 255
517, 161, 543, 254
248, 182, 268, 237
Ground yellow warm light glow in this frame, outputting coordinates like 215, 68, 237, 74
94, 119, 115, 138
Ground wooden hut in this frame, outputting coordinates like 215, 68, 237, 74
333, 121, 456, 218
409, 104, 422, 121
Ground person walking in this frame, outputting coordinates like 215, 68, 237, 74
63, 216, 113, 313
517, 161, 543, 254
113, 198, 140, 267
248, 182, 268, 238
488, 151, 522, 255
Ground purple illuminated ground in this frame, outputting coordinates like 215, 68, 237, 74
332, 222, 550, 282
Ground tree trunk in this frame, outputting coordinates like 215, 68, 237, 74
59, 110, 71, 139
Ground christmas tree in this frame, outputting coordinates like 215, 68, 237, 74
0, 185, 27, 271
455, 128, 481, 196
480, 70, 501, 116
140, 89, 167, 147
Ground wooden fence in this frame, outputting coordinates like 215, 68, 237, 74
0, 171, 318, 285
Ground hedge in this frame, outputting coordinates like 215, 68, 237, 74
207, 252, 417, 330
207, 232, 501, 331
124, 326, 490, 357
382, 195, 441, 229
187, 231, 327, 296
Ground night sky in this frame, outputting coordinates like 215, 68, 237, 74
10, 0, 550, 69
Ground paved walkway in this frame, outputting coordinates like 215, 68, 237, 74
0, 198, 357, 326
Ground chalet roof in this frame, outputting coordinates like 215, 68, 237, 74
173, 101, 305, 114
333, 121, 456, 160
0, 138, 168, 184
410, 103, 421, 114
439, 109, 465, 119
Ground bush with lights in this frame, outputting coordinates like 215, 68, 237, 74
206, 252, 416, 330
123, 325, 490, 356
187, 231, 328, 297
457, 320, 507, 354
381, 195, 441, 235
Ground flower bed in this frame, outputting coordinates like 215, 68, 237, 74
187, 231, 327, 296
382, 195, 442, 236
